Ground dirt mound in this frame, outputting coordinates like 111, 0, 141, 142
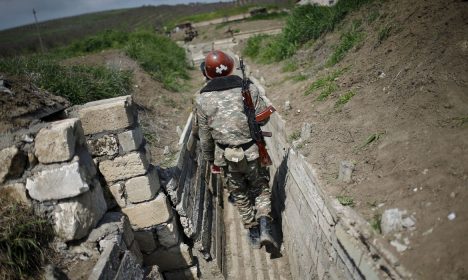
244, 0, 468, 278
0, 75, 70, 134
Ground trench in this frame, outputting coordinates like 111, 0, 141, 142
167, 73, 411, 279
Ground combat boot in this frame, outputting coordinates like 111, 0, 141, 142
248, 225, 261, 249
259, 216, 278, 249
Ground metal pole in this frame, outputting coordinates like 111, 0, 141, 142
33, 8, 45, 53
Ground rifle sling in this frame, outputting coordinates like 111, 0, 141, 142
216, 140, 255, 151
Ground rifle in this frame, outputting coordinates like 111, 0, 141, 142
239, 58, 275, 167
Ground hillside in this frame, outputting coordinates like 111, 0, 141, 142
239, 0, 468, 278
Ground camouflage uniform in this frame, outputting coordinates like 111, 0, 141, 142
195, 77, 271, 228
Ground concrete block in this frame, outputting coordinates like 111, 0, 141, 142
99, 151, 149, 182
122, 193, 172, 230
0, 146, 27, 183
125, 167, 160, 203
77, 95, 135, 135
109, 182, 126, 208
26, 154, 96, 201
335, 224, 363, 269
87, 212, 133, 248
54, 184, 107, 241
1, 182, 30, 205
338, 160, 354, 183
34, 118, 83, 164
156, 218, 181, 248
87, 134, 118, 157
143, 243, 193, 271
134, 230, 157, 254
118, 127, 143, 153
88, 242, 121, 280
114, 251, 144, 280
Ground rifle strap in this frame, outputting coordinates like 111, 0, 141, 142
216, 140, 255, 151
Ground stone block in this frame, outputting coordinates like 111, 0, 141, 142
143, 243, 193, 271
88, 212, 134, 248
125, 167, 160, 203
338, 160, 354, 183
114, 251, 144, 280
122, 193, 172, 230
164, 266, 199, 280
134, 230, 157, 254
99, 152, 149, 182
0, 146, 27, 183
77, 95, 135, 135
109, 182, 126, 208
87, 135, 118, 157
1, 182, 30, 205
34, 118, 83, 164
129, 240, 144, 265
26, 153, 96, 201
118, 127, 143, 153
156, 218, 180, 248
88, 242, 121, 280
54, 184, 107, 241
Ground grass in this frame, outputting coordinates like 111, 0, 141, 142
0, 55, 133, 105
293, 74, 307, 82
377, 24, 392, 44
359, 132, 385, 148
305, 68, 345, 100
282, 60, 298, 72
288, 130, 301, 142
243, 0, 374, 62
370, 214, 382, 233
326, 20, 364, 66
337, 195, 355, 207
335, 90, 356, 107
0, 190, 54, 279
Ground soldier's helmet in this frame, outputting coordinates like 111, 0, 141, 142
204, 50, 234, 79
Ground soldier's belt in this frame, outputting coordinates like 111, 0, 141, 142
216, 140, 255, 151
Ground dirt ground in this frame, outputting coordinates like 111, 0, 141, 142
238, 0, 468, 279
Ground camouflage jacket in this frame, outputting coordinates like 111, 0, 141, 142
195, 76, 269, 166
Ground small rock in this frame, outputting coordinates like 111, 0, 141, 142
338, 161, 354, 183
402, 216, 416, 229
450, 192, 456, 198
378, 71, 386, 78
163, 146, 170, 155
284, 100, 292, 111
390, 240, 408, 252
422, 168, 429, 175
413, 187, 418, 192
176, 126, 183, 137
300, 123, 312, 141
21, 134, 34, 143
260, 76, 266, 85
403, 237, 410, 245
79, 254, 90, 261
448, 212, 456, 221
292, 139, 303, 149
381, 208, 403, 235
297, 109, 301, 114
422, 228, 433, 236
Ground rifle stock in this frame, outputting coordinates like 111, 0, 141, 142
239, 58, 274, 167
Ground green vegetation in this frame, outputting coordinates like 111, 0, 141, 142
377, 24, 392, 44
0, 191, 54, 279
366, 9, 380, 23
305, 69, 345, 100
0, 55, 132, 105
335, 90, 356, 107
282, 60, 298, 72
327, 20, 364, 66
370, 214, 382, 233
243, 0, 373, 62
337, 195, 355, 207
288, 130, 301, 142
293, 74, 307, 82
360, 132, 385, 148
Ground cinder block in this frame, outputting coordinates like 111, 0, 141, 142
77, 95, 135, 135
143, 243, 193, 271
125, 167, 160, 203
122, 193, 172, 230
35, 118, 83, 164
0, 146, 27, 183
156, 218, 180, 248
118, 127, 143, 153
134, 230, 157, 254
26, 154, 96, 201
99, 152, 149, 182
87, 134, 118, 157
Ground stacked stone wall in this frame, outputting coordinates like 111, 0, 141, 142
0, 95, 196, 279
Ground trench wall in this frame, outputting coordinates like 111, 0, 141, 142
251, 77, 411, 280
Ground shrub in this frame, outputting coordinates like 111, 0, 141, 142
0, 55, 133, 104
0, 190, 54, 279
335, 90, 356, 107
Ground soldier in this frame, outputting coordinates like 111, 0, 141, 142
194, 50, 277, 249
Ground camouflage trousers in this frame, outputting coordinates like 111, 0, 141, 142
223, 159, 271, 228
